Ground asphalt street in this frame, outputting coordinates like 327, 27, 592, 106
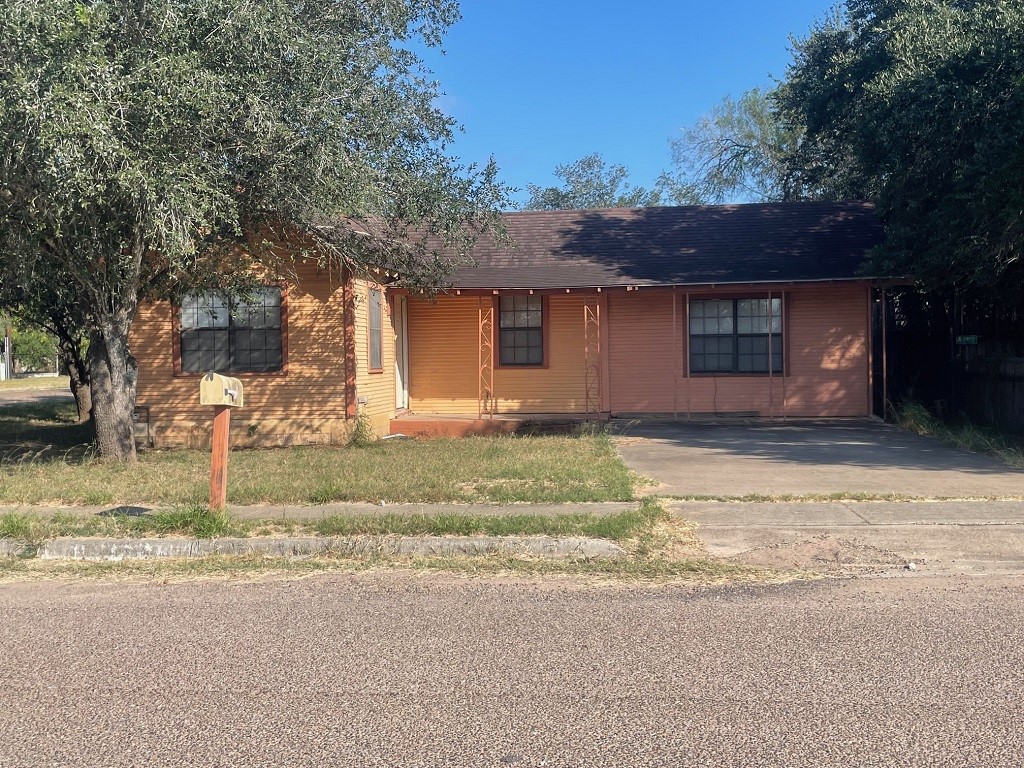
2, 572, 1023, 767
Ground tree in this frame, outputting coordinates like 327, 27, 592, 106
0, 0, 506, 461
774, 0, 1024, 294
9, 323, 56, 372
523, 154, 660, 210
0, 259, 92, 422
659, 88, 809, 204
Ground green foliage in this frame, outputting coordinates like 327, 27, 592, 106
775, 0, 1024, 295
0, 512, 33, 541
10, 323, 56, 371
348, 413, 374, 448
0, 0, 505, 291
524, 153, 661, 210
0, 0, 508, 458
148, 506, 237, 538
659, 88, 808, 204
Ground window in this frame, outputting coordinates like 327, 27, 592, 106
499, 294, 543, 365
179, 288, 283, 373
368, 287, 383, 371
689, 298, 782, 374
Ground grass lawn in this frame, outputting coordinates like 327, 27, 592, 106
0, 401, 637, 505
0, 501, 658, 543
0, 375, 70, 391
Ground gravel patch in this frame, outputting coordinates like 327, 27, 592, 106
729, 534, 907, 575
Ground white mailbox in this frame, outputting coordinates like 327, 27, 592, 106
199, 372, 244, 408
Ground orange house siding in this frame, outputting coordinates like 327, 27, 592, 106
352, 278, 397, 435
408, 293, 589, 414
606, 283, 869, 417
406, 283, 870, 419
131, 260, 355, 447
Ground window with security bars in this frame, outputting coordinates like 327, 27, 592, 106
499, 294, 543, 365
179, 288, 283, 373
689, 298, 782, 374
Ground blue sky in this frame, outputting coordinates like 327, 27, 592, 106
418, 1, 837, 207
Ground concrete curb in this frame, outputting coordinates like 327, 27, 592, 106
0, 535, 625, 561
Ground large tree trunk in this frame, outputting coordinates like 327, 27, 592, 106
88, 317, 139, 462
57, 335, 91, 424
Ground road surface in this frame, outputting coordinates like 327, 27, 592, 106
2, 572, 1021, 767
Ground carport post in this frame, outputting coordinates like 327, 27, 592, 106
684, 291, 692, 420
673, 286, 678, 420
882, 287, 889, 421
768, 290, 774, 419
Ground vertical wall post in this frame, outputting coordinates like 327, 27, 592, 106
672, 287, 679, 420
684, 291, 691, 420
767, 291, 774, 420
867, 285, 874, 417
781, 291, 788, 421
599, 290, 611, 413
343, 271, 358, 420
478, 296, 494, 419
584, 295, 602, 415
882, 287, 889, 421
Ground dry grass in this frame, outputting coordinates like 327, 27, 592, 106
0, 501, 662, 545
895, 401, 1024, 468
0, 401, 637, 505
0, 550, 764, 584
0, 376, 69, 391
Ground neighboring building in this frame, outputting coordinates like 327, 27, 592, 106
130, 202, 886, 447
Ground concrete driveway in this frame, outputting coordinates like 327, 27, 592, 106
613, 419, 1024, 499
612, 419, 1024, 574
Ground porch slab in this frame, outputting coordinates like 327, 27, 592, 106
389, 413, 607, 439
389, 415, 523, 438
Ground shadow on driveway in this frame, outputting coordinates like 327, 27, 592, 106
613, 420, 1024, 498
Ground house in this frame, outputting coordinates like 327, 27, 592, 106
129, 202, 886, 447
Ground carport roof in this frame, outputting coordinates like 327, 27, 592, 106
449, 201, 885, 289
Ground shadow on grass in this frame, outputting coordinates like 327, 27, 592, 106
0, 401, 94, 462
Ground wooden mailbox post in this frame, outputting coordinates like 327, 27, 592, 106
200, 372, 244, 510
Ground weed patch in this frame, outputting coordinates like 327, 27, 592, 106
895, 401, 1024, 468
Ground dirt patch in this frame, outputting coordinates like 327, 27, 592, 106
730, 534, 907, 575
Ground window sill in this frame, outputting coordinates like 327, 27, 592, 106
173, 368, 288, 378
689, 372, 785, 378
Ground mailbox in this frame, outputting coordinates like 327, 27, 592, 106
200, 372, 244, 408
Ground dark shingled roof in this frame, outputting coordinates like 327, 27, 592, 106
447, 202, 884, 289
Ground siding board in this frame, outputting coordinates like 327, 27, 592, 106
408, 294, 588, 414
605, 284, 868, 417
131, 260, 353, 446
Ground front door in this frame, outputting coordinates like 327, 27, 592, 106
394, 295, 409, 410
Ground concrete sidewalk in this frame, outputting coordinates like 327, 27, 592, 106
673, 499, 1024, 574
